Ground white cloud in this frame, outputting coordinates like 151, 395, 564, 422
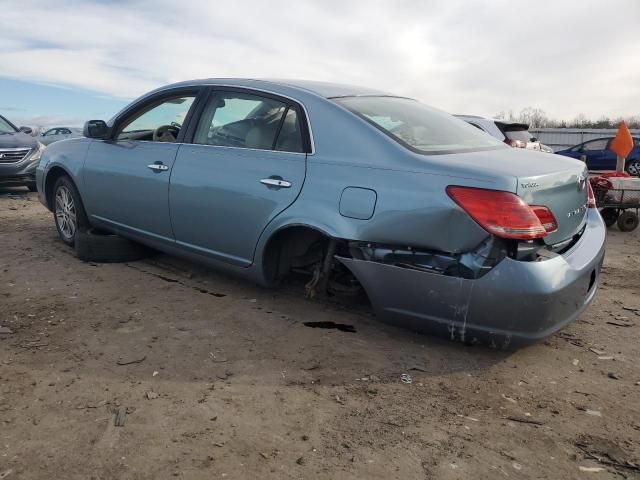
0, 0, 638, 119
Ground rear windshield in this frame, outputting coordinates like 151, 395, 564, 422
335, 96, 505, 154
503, 129, 533, 142
0, 116, 17, 134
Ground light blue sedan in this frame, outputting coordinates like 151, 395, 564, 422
36, 79, 605, 347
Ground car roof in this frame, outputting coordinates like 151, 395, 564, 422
156, 78, 394, 99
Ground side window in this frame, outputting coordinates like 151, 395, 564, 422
117, 95, 195, 142
583, 139, 608, 151
274, 108, 304, 153
194, 91, 304, 153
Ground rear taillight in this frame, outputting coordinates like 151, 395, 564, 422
531, 206, 558, 233
505, 139, 526, 148
587, 182, 596, 208
446, 186, 549, 240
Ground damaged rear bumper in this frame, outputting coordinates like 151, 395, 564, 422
338, 209, 606, 348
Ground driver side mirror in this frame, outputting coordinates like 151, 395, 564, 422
83, 120, 110, 139
19, 126, 33, 134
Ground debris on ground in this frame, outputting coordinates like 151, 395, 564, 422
608, 372, 621, 380
589, 348, 607, 356
400, 373, 412, 384
578, 466, 605, 472
607, 319, 635, 327
408, 364, 428, 372
0, 326, 14, 334
296, 456, 306, 465
114, 406, 127, 427
145, 391, 159, 400
576, 435, 640, 473
505, 416, 544, 426
303, 321, 356, 333
0, 468, 14, 479
116, 355, 146, 366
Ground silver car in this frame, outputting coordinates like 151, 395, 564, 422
40, 127, 82, 146
36, 79, 606, 347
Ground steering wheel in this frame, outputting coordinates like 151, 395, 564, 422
153, 124, 180, 142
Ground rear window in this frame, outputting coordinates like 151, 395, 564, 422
335, 96, 505, 154
498, 123, 533, 142
504, 130, 533, 142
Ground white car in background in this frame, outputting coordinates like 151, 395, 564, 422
40, 127, 82, 145
456, 115, 553, 153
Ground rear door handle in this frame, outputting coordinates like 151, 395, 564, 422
260, 178, 292, 188
147, 162, 169, 172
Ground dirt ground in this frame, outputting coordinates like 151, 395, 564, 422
1, 188, 639, 480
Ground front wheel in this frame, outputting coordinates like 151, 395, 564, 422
53, 176, 89, 246
626, 159, 640, 177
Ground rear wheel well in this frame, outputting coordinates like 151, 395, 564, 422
262, 225, 367, 301
262, 226, 330, 285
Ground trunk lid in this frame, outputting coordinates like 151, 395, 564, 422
517, 167, 588, 244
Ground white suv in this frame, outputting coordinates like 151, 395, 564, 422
456, 115, 553, 153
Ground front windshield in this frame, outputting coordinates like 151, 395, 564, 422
336, 96, 505, 154
0, 116, 18, 134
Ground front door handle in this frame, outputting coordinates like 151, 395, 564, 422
260, 178, 292, 188
147, 162, 169, 172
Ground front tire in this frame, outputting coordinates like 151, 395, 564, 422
52, 176, 89, 246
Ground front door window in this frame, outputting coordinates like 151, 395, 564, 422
117, 96, 195, 142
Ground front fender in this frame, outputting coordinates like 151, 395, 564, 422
38, 138, 92, 210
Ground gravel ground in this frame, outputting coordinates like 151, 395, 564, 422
1, 188, 639, 480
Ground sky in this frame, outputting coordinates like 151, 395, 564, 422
0, 0, 638, 127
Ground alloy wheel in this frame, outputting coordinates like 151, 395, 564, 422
55, 185, 77, 241
627, 161, 640, 177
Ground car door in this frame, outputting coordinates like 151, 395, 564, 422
170, 88, 310, 266
83, 88, 201, 242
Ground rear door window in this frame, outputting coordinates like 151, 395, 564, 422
194, 91, 304, 153
583, 139, 608, 151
